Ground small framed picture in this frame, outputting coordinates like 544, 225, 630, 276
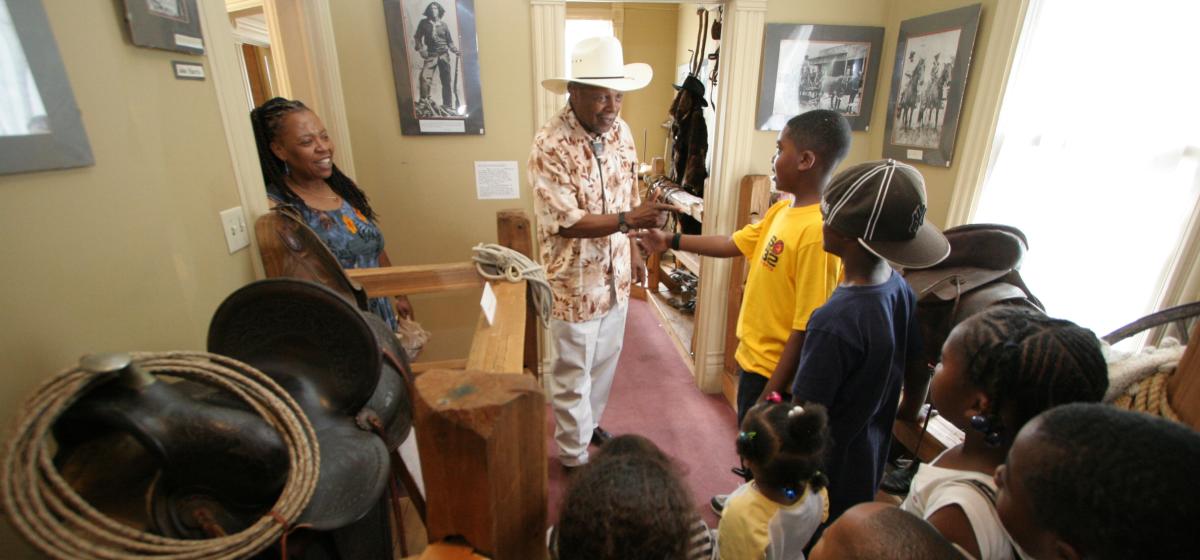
756, 23, 885, 132
121, 0, 204, 55
383, 0, 485, 135
883, 4, 982, 167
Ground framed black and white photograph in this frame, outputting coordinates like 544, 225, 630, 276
756, 23, 884, 132
120, 0, 204, 54
1, 0, 93, 175
383, 0, 485, 135
884, 4, 981, 167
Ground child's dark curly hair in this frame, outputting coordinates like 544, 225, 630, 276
957, 306, 1108, 445
737, 402, 830, 493
556, 435, 695, 560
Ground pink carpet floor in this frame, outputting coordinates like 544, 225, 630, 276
544, 298, 742, 528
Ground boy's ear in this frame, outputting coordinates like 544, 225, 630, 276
795, 150, 818, 172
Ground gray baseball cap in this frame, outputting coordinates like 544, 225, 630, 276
821, 159, 950, 269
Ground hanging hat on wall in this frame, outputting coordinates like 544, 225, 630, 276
542, 36, 652, 94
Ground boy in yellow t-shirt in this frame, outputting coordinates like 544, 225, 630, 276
633, 110, 849, 424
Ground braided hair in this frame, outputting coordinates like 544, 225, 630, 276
249, 97, 377, 221
737, 402, 830, 494
956, 306, 1108, 445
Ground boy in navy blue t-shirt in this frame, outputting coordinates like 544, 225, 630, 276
791, 159, 950, 524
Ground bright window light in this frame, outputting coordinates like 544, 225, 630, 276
973, 0, 1200, 340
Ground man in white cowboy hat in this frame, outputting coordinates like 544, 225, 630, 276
528, 36, 678, 470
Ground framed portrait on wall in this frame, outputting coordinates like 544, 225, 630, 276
120, 0, 205, 54
883, 4, 981, 167
383, 0, 485, 135
1, 0, 93, 175
755, 23, 885, 132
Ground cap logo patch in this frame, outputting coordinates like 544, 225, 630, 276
909, 204, 926, 235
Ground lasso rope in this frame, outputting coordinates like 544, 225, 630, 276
1, 352, 320, 560
1113, 370, 1181, 423
471, 243, 553, 328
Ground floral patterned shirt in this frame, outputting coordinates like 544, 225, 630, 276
529, 106, 640, 322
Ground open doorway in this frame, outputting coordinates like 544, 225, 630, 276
227, 7, 278, 110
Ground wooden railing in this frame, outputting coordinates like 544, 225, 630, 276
344, 210, 537, 377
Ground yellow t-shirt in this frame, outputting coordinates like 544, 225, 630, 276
731, 201, 841, 377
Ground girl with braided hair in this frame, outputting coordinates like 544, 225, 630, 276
718, 397, 831, 560
899, 306, 1108, 559
250, 97, 412, 328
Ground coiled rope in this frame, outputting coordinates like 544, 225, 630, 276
471, 243, 553, 328
1113, 370, 1181, 423
1, 351, 320, 560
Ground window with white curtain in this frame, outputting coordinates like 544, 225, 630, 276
564, 19, 615, 77
0, 0, 49, 136
972, 0, 1200, 340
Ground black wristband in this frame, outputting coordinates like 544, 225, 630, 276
671, 232, 682, 251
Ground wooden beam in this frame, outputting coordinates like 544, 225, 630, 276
496, 210, 540, 378
1169, 321, 1200, 431
410, 359, 468, 375
414, 370, 547, 560
347, 263, 483, 297
466, 281, 528, 375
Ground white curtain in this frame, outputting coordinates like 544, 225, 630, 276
973, 0, 1200, 338
0, 0, 49, 136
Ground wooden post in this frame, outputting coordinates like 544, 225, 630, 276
497, 210, 540, 378
1170, 321, 1200, 431
721, 175, 772, 407
414, 370, 548, 560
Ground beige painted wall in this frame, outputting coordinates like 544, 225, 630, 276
329, 0, 538, 360
871, 0, 1013, 228
745, 0, 1020, 230
620, 3, 680, 163
0, 1, 255, 555
747, 0, 890, 187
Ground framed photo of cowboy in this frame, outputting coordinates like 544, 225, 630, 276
883, 4, 981, 167
383, 0, 485, 135
119, 0, 205, 54
755, 24, 884, 132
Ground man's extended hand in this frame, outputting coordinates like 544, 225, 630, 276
626, 199, 681, 229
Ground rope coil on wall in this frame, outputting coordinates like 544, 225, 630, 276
1, 351, 320, 560
471, 243, 553, 328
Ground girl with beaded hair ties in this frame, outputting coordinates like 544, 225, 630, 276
718, 396, 831, 560
899, 306, 1109, 559
249, 97, 413, 328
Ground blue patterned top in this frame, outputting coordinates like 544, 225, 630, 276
272, 196, 397, 330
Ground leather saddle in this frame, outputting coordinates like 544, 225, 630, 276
902, 224, 1044, 361
53, 279, 414, 551
256, 205, 370, 311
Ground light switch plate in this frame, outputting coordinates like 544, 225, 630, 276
220, 206, 249, 253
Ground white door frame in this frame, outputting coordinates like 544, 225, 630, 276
203, 0, 355, 277
530, 0, 768, 393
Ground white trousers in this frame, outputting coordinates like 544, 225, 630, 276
548, 299, 628, 466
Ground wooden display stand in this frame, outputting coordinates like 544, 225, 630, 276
414, 370, 547, 560
259, 209, 545, 558
719, 175, 772, 408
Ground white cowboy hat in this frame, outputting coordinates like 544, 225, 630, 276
542, 36, 652, 94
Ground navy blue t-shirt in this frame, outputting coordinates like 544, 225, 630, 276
791, 270, 921, 522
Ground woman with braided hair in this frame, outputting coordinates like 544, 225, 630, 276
250, 97, 412, 328
899, 306, 1109, 559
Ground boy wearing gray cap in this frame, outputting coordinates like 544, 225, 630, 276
791, 159, 950, 526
